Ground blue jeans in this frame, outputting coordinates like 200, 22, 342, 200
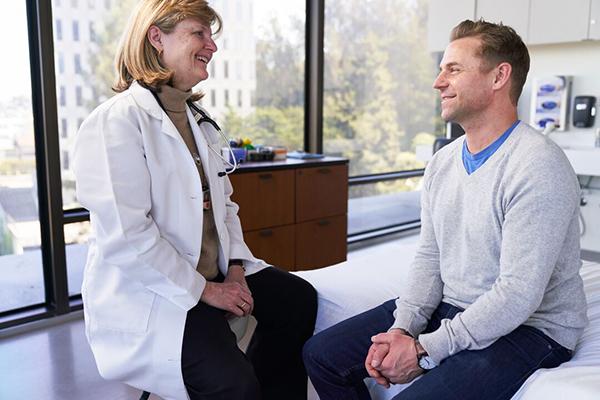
303, 300, 572, 400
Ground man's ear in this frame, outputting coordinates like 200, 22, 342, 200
147, 25, 163, 52
492, 62, 512, 91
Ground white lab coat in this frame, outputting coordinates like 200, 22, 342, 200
73, 81, 268, 400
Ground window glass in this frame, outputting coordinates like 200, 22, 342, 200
209, 0, 305, 150
349, 177, 423, 236
0, 2, 44, 313
323, 0, 440, 177
55, 0, 306, 210
72, 20, 79, 41
53, 0, 139, 210
64, 221, 90, 296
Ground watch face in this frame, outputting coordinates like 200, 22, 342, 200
418, 356, 436, 370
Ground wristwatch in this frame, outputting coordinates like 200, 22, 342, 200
415, 340, 437, 371
228, 259, 245, 271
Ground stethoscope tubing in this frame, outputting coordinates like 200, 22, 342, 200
149, 88, 237, 177
188, 102, 238, 176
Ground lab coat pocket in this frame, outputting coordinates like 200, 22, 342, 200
86, 266, 156, 334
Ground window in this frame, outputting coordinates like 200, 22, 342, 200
72, 21, 79, 41
64, 221, 91, 296
235, 61, 242, 80
61, 118, 68, 138
237, 89, 243, 107
55, 19, 62, 41
59, 86, 66, 106
203, 0, 305, 150
210, 61, 216, 78
77, 118, 84, 130
75, 86, 83, 106
211, 89, 216, 107
53, 1, 138, 213
89, 22, 96, 42
74, 53, 82, 74
323, 0, 438, 236
71, 0, 78, 7
0, 1, 44, 314
58, 52, 64, 74
62, 150, 70, 170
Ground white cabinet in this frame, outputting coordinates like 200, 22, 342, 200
428, 0, 600, 51
427, 0, 475, 52
476, 0, 530, 42
589, 0, 600, 39
528, 0, 590, 44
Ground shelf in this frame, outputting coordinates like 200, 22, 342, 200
561, 147, 600, 176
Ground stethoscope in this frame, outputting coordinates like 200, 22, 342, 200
187, 101, 238, 177
150, 90, 238, 177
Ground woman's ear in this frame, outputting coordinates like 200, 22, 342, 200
147, 25, 163, 53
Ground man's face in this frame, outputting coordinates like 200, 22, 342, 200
433, 37, 497, 123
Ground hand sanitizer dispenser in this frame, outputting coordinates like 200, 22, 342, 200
572, 96, 596, 128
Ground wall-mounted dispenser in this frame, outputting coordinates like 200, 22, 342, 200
530, 76, 572, 131
572, 96, 596, 128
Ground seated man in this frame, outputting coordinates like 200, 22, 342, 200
303, 19, 588, 400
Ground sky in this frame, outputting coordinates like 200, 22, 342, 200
3, 2, 32, 102
0, 0, 304, 103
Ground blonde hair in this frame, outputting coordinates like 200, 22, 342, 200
113, 0, 222, 98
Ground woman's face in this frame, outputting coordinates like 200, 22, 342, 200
154, 18, 218, 91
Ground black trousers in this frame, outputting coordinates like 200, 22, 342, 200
181, 267, 318, 400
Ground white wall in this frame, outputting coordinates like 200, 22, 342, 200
519, 41, 600, 148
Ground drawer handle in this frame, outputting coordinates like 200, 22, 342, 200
317, 168, 331, 174
259, 229, 273, 237
259, 173, 273, 180
317, 220, 330, 227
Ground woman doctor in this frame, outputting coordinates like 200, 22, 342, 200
72, 1, 317, 399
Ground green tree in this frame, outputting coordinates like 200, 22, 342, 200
87, 0, 440, 198
323, 0, 440, 181
0, 211, 14, 256
87, 0, 138, 104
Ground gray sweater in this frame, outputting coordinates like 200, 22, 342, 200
391, 122, 588, 364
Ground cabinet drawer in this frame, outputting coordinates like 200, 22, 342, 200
296, 164, 348, 223
244, 225, 295, 271
295, 215, 347, 271
230, 170, 295, 231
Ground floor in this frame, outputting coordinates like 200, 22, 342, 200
1, 231, 598, 400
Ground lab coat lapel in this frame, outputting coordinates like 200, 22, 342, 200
128, 81, 182, 140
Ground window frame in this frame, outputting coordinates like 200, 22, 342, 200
0, 0, 424, 329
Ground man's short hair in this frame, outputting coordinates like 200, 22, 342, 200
451, 19, 530, 105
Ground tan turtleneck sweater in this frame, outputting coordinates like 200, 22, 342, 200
156, 85, 219, 280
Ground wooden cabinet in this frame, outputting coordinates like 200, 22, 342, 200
229, 158, 348, 271
476, 0, 530, 42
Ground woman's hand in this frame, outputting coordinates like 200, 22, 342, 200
200, 267, 253, 316
224, 265, 253, 315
